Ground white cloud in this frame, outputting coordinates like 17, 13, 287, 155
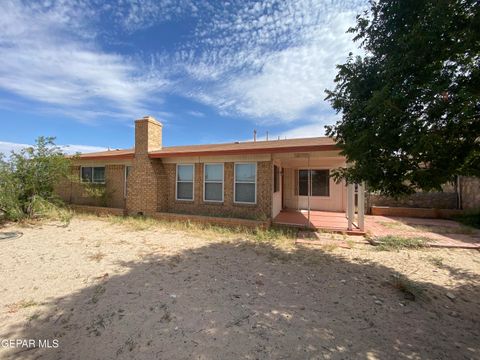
0, 141, 107, 157
171, 0, 366, 124
0, 141, 30, 156
0, 0, 367, 129
112, 0, 200, 32
61, 144, 109, 154
0, 0, 167, 121
186, 110, 205, 117
272, 114, 341, 139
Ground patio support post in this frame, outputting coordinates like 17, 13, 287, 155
357, 182, 365, 231
307, 155, 311, 227
347, 183, 354, 230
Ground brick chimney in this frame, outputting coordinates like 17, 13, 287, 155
127, 115, 162, 216
135, 115, 162, 154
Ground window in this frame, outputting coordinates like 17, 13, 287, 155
204, 164, 224, 202
124, 166, 132, 198
234, 163, 256, 204
311, 170, 329, 196
176, 164, 194, 201
273, 165, 280, 193
298, 169, 329, 197
81, 166, 105, 184
298, 170, 309, 196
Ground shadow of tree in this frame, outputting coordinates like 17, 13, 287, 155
2, 241, 479, 359
432, 261, 480, 283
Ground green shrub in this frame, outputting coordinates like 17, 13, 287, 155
81, 183, 112, 207
0, 137, 72, 221
0, 160, 23, 220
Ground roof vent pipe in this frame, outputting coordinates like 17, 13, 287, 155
253, 129, 257, 142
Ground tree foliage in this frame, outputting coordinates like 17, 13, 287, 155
325, 0, 480, 196
0, 137, 72, 220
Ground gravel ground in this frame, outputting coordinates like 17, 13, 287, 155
0, 217, 479, 360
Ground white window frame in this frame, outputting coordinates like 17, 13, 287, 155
80, 166, 106, 184
234, 162, 257, 205
124, 165, 132, 198
297, 168, 331, 198
176, 164, 195, 201
203, 163, 224, 203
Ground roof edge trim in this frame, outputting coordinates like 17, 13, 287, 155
148, 144, 339, 158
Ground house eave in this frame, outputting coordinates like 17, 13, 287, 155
148, 144, 339, 158
74, 153, 135, 161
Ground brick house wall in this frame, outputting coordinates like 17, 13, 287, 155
124, 116, 273, 219
56, 164, 126, 208
55, 112, 479, 219
105, 165, 126, 208
126, 156, 160, 214
159, 161, 272, 220
156, 160, 169, 212
56, 113, 275, 220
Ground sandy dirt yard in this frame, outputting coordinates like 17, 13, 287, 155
0, 216, 479, 360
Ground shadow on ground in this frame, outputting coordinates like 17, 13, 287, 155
3, 241, 479, 359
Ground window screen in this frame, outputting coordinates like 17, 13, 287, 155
81, 166, 105, 183
234, 163, 256, 203
204, 164, 223, 202
176, 164, 194, 200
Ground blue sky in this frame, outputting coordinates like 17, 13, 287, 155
0, 0, 366, 155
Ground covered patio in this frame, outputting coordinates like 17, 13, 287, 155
273, 209, 366, 235
271, 149, 366, 235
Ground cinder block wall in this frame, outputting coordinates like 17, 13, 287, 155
367, 178, 480, 211
460, 176, 480, 210
159, 161, 272, 220
367, 191, 458, 210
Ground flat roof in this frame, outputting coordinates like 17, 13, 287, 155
75, 137, 338, 160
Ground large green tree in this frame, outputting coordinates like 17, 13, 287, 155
325, 0, 480, 196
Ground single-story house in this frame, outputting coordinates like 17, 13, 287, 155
57, 116, 365, 231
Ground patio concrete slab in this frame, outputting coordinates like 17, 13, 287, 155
366, 215, 480, 249
274, 210, 365, 235
284, 212, 480, 250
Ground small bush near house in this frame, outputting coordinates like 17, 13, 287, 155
0, 137, 72, 222
81, 183, 113, 207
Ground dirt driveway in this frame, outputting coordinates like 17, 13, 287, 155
0, 217, 479, 359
